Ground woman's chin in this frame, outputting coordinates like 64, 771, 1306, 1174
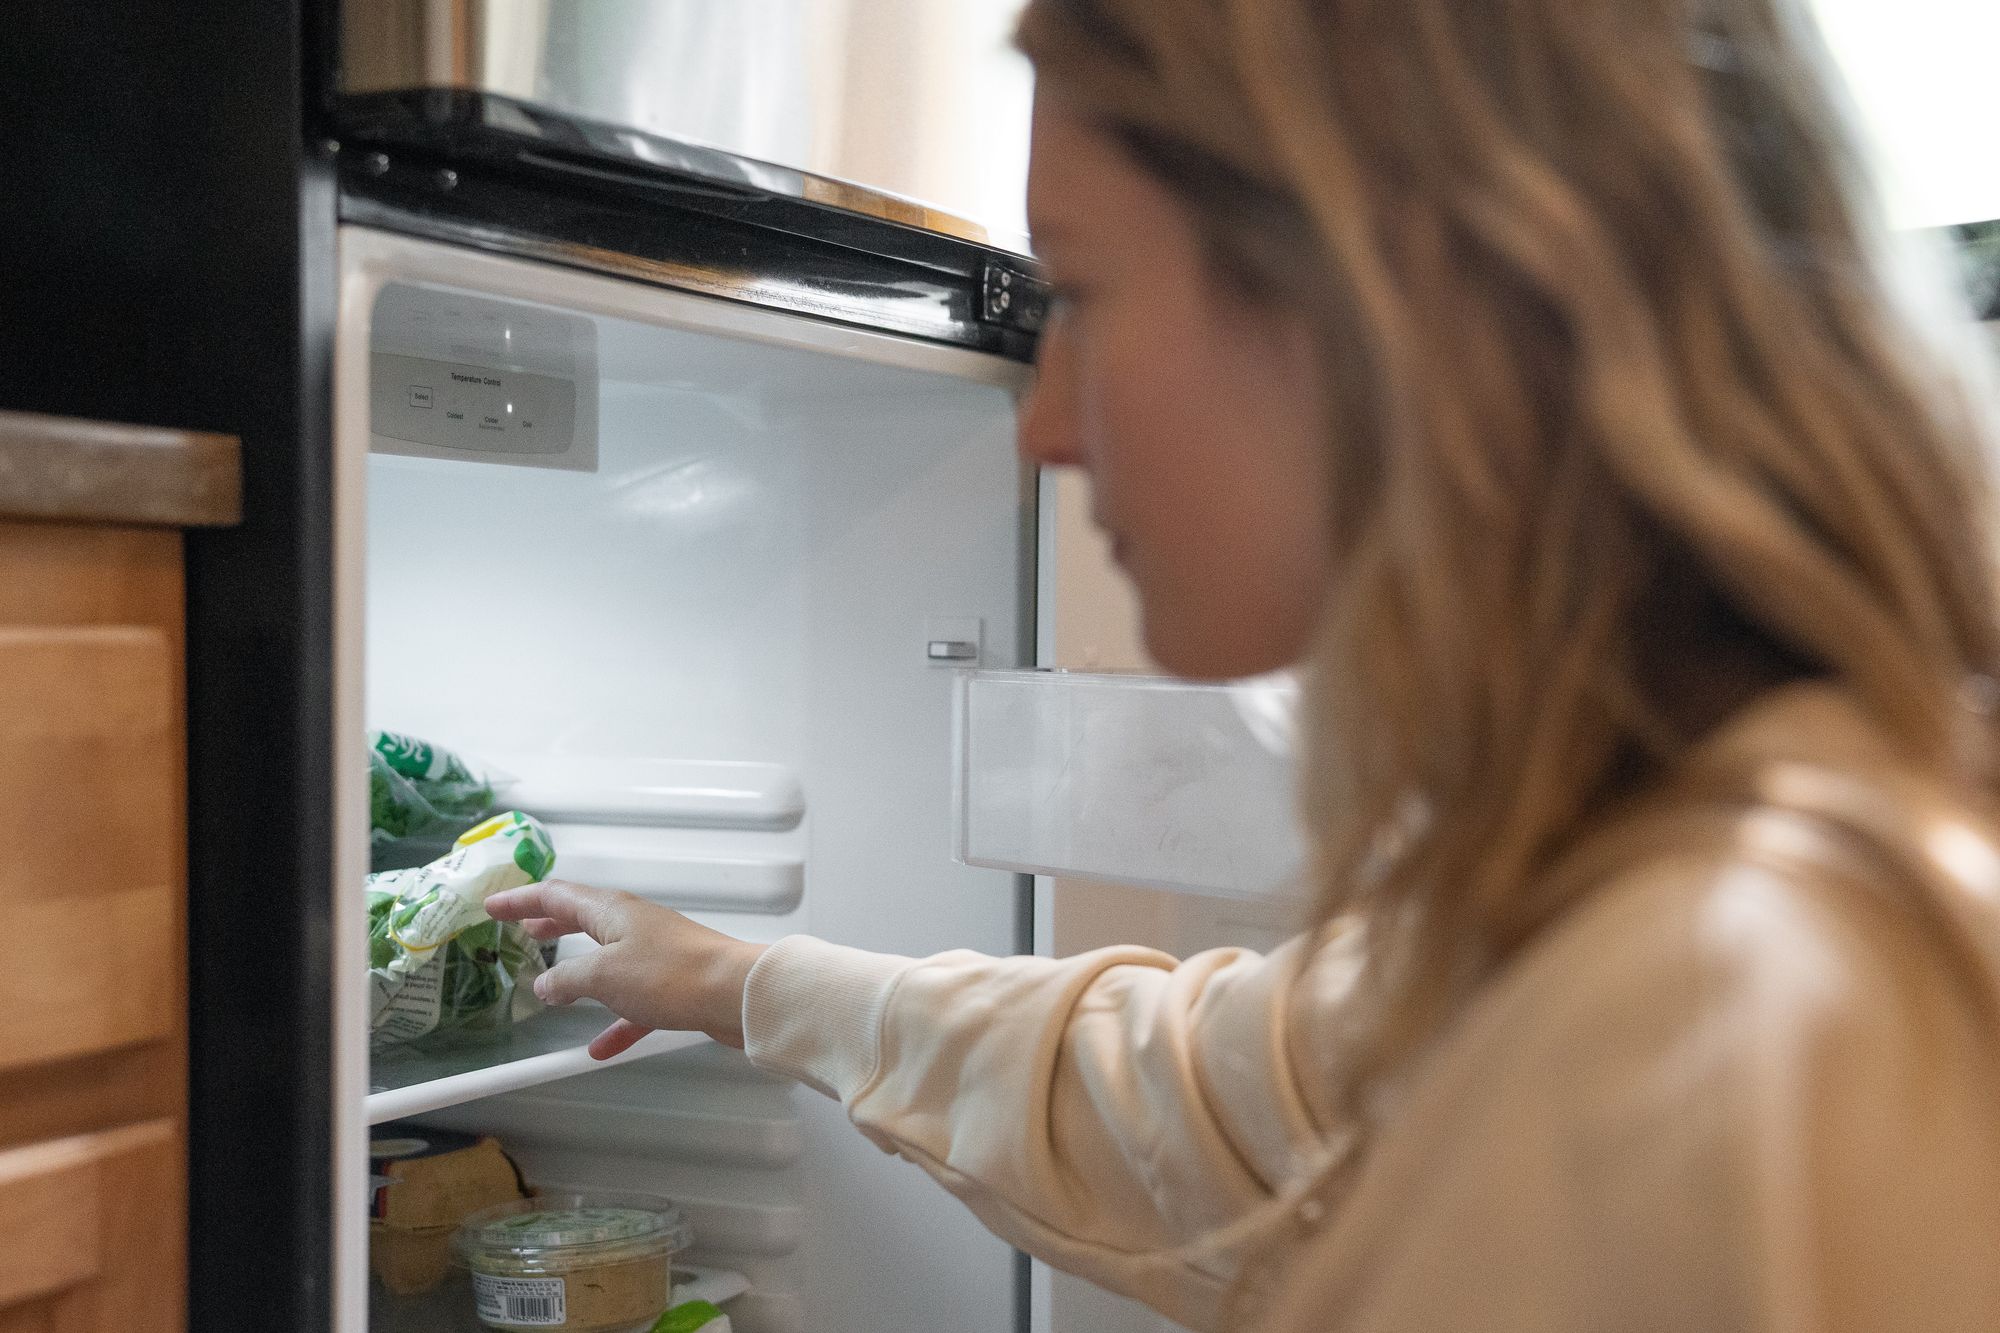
1142, 614, 1303, 682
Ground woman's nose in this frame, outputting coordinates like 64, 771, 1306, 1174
1017, 317, 1086, 469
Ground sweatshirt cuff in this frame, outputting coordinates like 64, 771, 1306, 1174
741, 935, 913, 1101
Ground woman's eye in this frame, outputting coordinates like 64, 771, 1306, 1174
1047, 287, 1092, 322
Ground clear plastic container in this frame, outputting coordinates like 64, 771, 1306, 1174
954, 669, 1306, 899
454, 1191, 693, 1333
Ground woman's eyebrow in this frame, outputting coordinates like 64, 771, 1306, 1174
1028, 219, 1087, 263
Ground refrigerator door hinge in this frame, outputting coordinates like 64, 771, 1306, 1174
979, 260, 1049, 334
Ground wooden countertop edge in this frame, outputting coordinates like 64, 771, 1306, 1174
0, 410, 242, 527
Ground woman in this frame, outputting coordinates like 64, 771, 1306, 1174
488, 0, 2000, 1326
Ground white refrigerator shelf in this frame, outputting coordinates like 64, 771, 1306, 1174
501, 756, 806, 830
367, 1005, 708, 1124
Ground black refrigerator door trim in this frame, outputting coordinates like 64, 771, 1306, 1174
1, 4, 340, 1332
330, 89, 1047, 362
334, 88, 1026, 263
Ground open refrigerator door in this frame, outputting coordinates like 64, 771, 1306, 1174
1005, 472, 1310, 1333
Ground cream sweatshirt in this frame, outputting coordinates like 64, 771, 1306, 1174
741, 687, 2000, 1331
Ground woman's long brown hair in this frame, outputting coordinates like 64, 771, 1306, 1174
1019, 0, 2000, 1096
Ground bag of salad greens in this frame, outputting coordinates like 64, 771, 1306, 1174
368, 811, 555, 1048
369, 729, 513, 849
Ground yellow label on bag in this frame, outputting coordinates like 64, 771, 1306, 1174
457, 813, 513, 847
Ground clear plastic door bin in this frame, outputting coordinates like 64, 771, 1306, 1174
953, 670, 1305, 899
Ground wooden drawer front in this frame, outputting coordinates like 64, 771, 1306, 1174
0, 524, 180, 629
0, 628, 176, 1072
0, 1120, 181, 1331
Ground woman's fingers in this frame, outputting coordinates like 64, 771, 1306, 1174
483, 882, 570, 927
533, 948, 603, 1007
587, 1018, 654, 1061
486, 879, 622, 941
489, 890, 759, 1048
518, 916, 568, 942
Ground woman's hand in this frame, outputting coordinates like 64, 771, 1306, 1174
484, 880, 768, 1059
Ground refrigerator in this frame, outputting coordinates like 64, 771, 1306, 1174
2, 4, 1306, 1330
336, 222, 1305, 1331
338, 220, 1039, 1333
230, 3, 1301, 1331
328, 6, 1049, 1331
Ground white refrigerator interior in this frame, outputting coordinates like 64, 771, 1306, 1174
335, 227, 1034, 1333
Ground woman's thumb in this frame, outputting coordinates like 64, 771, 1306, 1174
534, 950, 602, 1007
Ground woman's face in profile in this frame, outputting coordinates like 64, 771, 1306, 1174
1018, 87, 1334, 681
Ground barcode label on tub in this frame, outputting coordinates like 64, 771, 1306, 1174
473, 1273, 566, 1326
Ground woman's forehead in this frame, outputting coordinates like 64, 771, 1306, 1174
1027, 93, 1153, 247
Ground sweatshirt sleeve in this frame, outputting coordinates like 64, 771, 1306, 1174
741, 929, 1365, 1332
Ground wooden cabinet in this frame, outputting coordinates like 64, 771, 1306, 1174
0, 413, 238, 1333
0, 1120, 181, 1333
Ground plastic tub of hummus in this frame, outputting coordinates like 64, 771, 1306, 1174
454, 1191, 693, 1333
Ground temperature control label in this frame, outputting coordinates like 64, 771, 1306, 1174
370, 351, 592, 471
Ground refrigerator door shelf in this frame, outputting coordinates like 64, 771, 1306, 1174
956, 669, 1307, 900
502, 756, 806, 830
367, 1005, 706, 1124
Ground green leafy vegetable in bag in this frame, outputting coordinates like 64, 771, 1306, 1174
368, 729, 512, 846
368, 812, 556, 1047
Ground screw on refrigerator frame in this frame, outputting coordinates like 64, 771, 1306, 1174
318, 138, 341, 159
433, 168, 460, 191
362, 151, 391, 177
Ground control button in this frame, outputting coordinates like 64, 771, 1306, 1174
408, 385, 433, 409
514, 387, 541, 433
